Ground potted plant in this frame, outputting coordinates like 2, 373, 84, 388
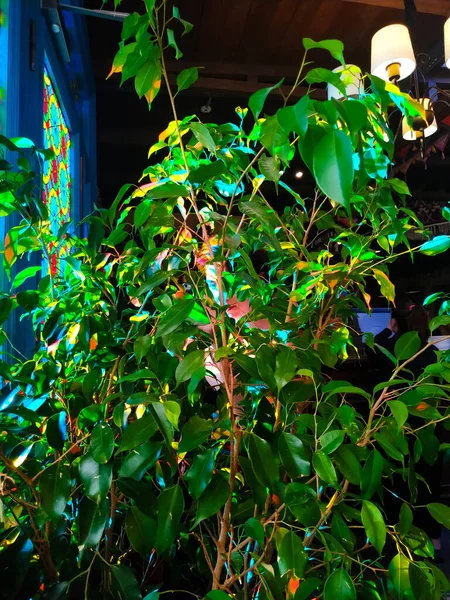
1, 1, 450, 599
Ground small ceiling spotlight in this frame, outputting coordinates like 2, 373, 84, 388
51, 23, 61, 33
200, 96, 212, 114
295, 171, 304, 179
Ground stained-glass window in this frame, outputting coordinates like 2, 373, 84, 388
42, 65, 71, 274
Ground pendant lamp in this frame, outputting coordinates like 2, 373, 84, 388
402, 98, 437, 140
371, 24, 416, 83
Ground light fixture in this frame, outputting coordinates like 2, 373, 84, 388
401, 98, 437, 140
295, 171, 303, 179
445, 18, 450, 69
327, 65, 363, 101
371, 24, 416, 83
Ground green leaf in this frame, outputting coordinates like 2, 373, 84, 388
372, 269, 395, 303
399, 503, 413, 537
167, 28, 182, 59
320, 430, 345, 454
274, 347, 297, 393
10, 136, 35, 149
248, 79, 284, 120
388, 400, 408, 431
16, 290, 39, 311
109, 565, 142, 600
278, 531, 307, 577
323, 568, 356, 600
0, 297, 13, 325
184, 449, 215, 499
313, 129, 354, 210
427, 503, 450, 528
361, 449, 384, 500
90, 423, 114, 464
204, 592, 232, 600
248, 434, 279, 489
420, 235, 450, 256
176, 350, 205, 386
40, 462, 72, 520
118, 441, 161, 480
78, 498, 109, 548
258, 154, 281, 183
117, 369, 157, 383
178, 416, 213, 453
361, 500, 386, 555
388, 554, 413, 600
277, 95, 309, 137
278, 432, 310, 478
156, 299, 195, 338
155, 484, 184, 553
333, 445, 361, 485
149, 402, 174, 444
331, 513, 355, 554
394, 331, 421, 361
244, 517, 265, 546
409, 562, 430, 600
79, 455, 112, 504
285, 483, 320, 526
176, 67, 199, 94
193, 474, 229, 527
312, 450, 339, 487
125, 506, 156, 555
303, 37, 345, 65
190, 123, 216, 154
46, 411, 67, 452
119, 414, 158, 453
11, 266, 41, 289
135, 54, 162, 103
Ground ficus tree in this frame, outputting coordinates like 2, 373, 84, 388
1, 1, 450, 599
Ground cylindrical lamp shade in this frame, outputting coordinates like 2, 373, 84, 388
371, 24, 416, 82
445, 18, 450, 69
327, 65, 363, 100
402, 98, 437, 140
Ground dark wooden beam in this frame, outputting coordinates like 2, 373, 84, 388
341, 0, 450, 16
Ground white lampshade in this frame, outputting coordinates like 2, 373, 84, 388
402, 98, 437, 140
445, 18, 450, 69
371, 24, 416, 82
327, 65, 363, 101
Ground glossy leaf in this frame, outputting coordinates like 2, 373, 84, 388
175, 350, 205, 386
78, 498, 109, 548
323, 568, 356, 600
90, 422, 115, 463
312, 450, 339, 487
248, 434, 279, 489
109, 565, 142, 600
177, 67, 199, 93
278, 531, 307, 577
118, 442, 161, 480
388, 554, 413, 600
125, 506, 156, 555
178, 416, 213, 453
427, 503, 450, 529
388, 400, 408, 431
420, 235, 450, 256
184, 449, 215, 499
155, 484, 184, 553
244, 517, 265, 546
274, 347, 297, 393
361, 500, 386, 555
313, 129, 354, 209
278, 432, 310, 478
155, 299, 195, 338
249, 79, 284, 120
118, 414, 158, 452
190, 123, 216, 154
361, 449, 384, 500
394, 331, 421, 361
399, 503, 413, 537
79, 455, 112, 504
193, 474, 229, 527
320, 430, 345, 454
40, 462, 72, 519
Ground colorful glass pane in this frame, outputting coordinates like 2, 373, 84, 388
42, 65, 71, 274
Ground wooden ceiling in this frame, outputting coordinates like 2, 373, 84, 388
80, 0, 450, 204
